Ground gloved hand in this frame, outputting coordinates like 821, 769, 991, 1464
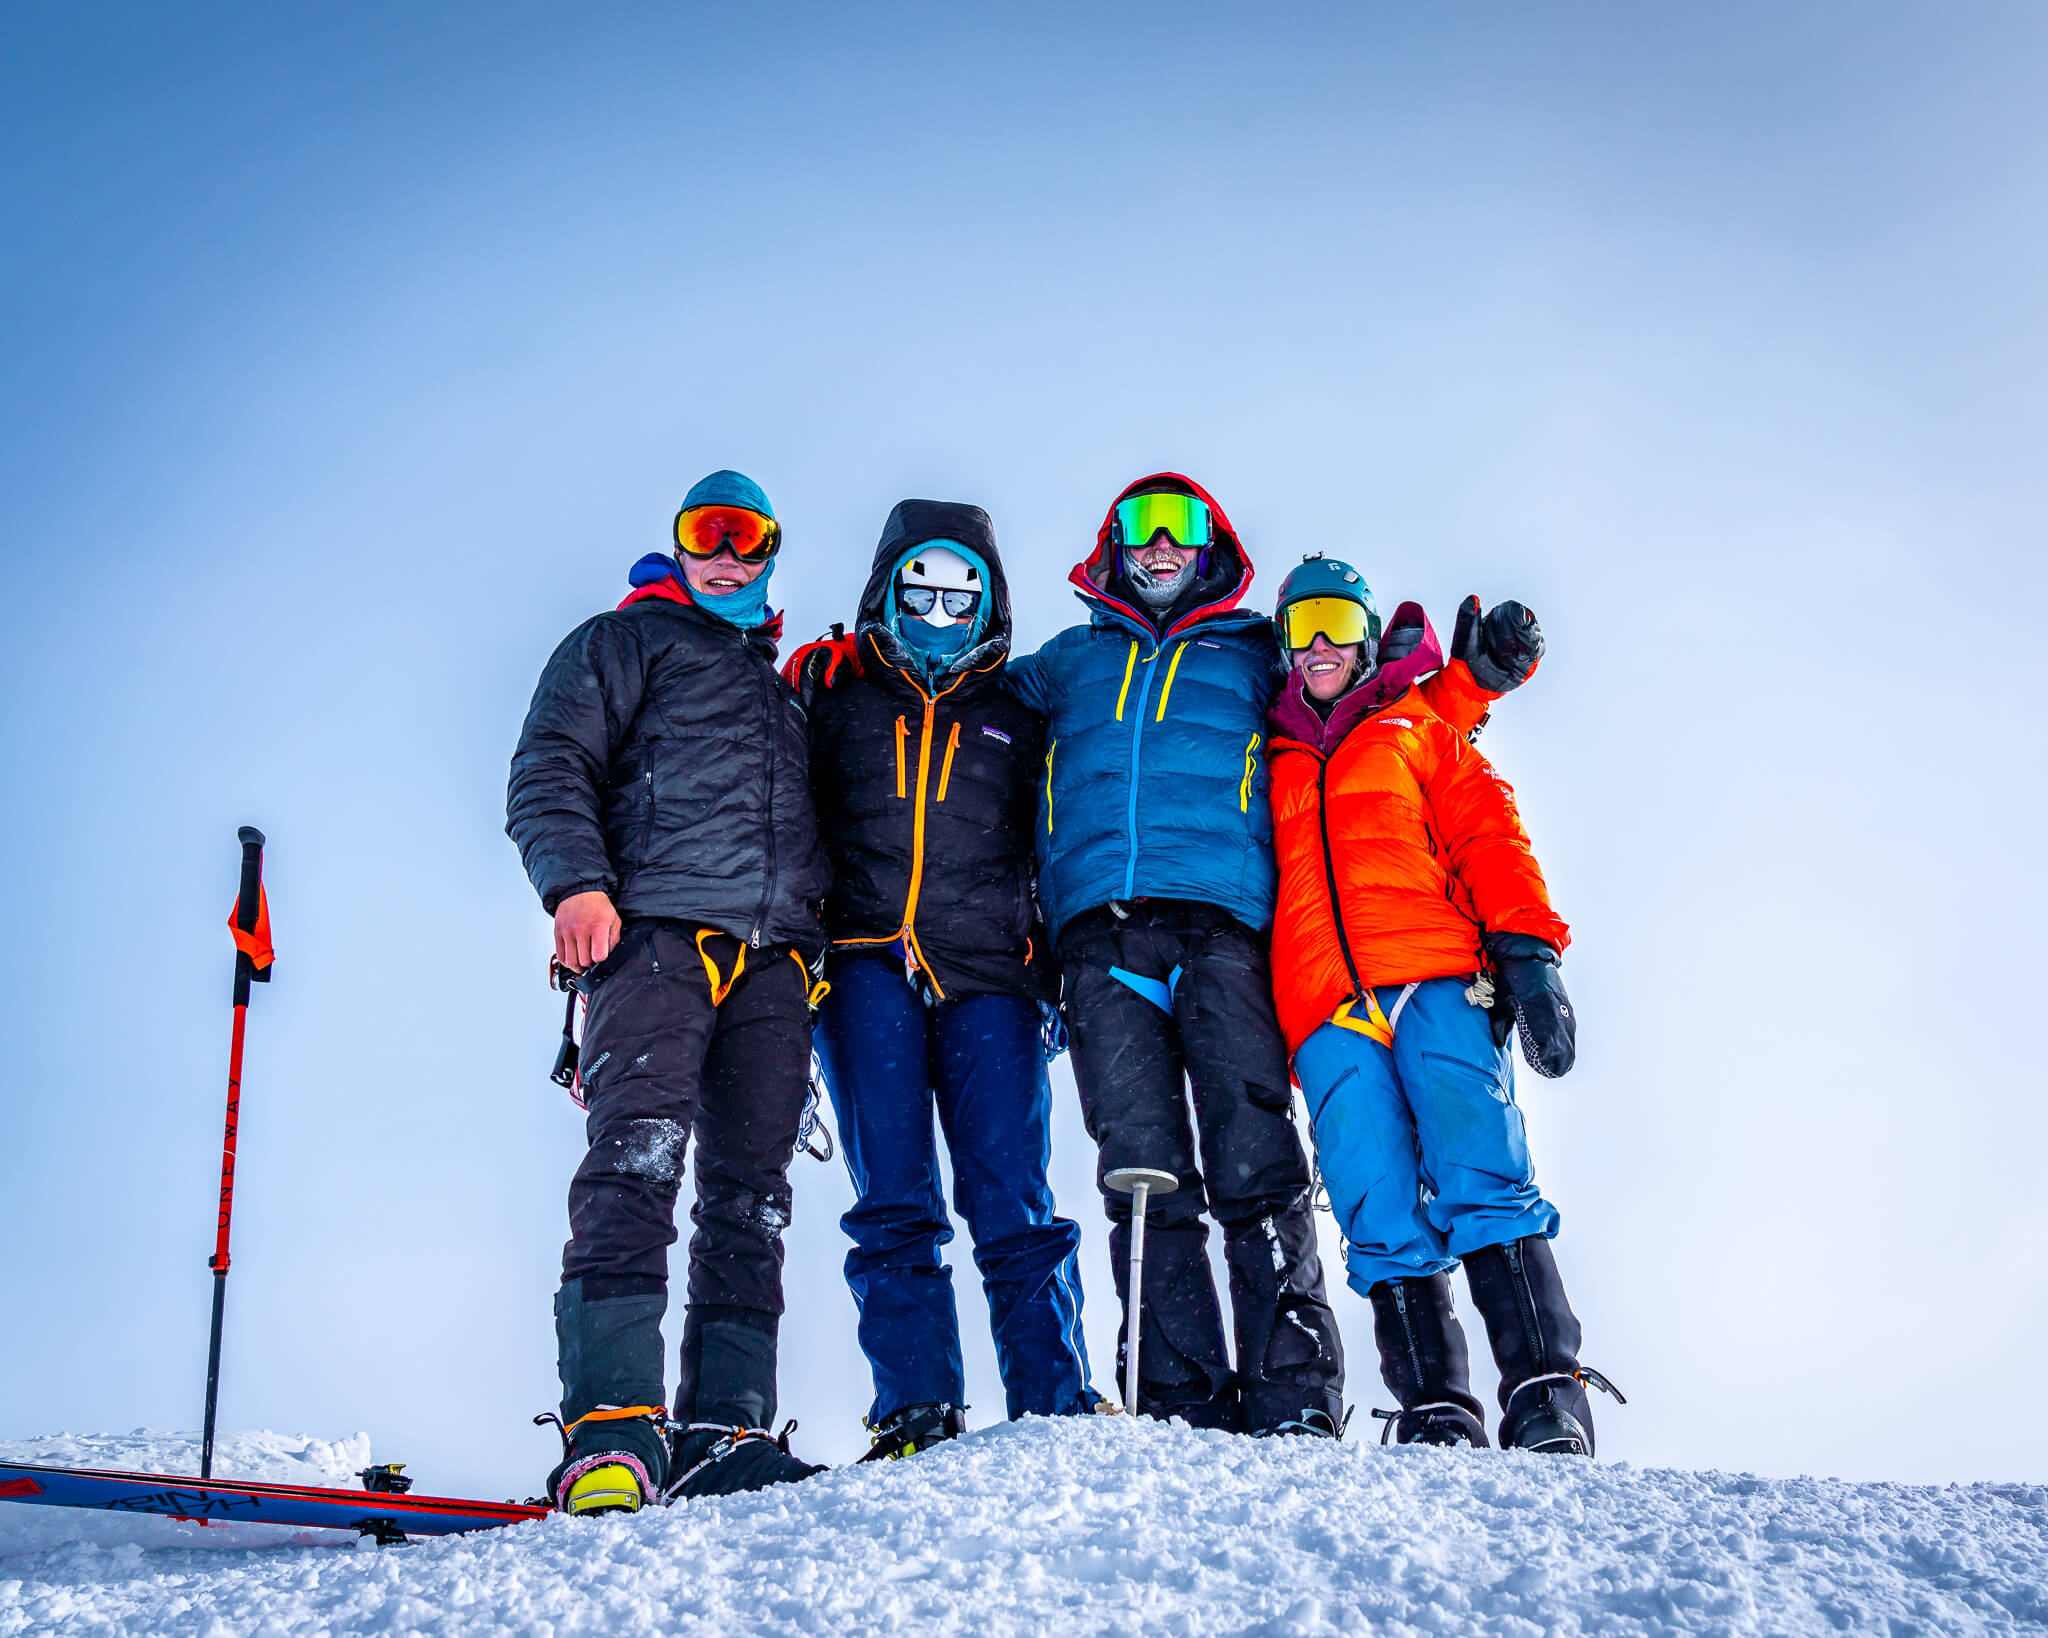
1483, 932, 1576, 1078
1452, 596, 1545, 693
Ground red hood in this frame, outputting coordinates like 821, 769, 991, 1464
619, 572, 784, 648
1073, 471, 1256, 640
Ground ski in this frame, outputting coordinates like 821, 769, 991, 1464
0, 1459, 551, 1543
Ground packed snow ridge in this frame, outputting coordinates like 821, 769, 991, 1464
2, 1419, 2044, 1635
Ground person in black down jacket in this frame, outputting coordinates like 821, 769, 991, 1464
784, 499, 1098, 1460
507, 469, 832, 1513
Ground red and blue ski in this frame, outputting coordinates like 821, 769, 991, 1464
0, 1459, 551, 1543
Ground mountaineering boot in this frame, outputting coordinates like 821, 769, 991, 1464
1255, 1407, 1344, 1439
857, 1401, 968, 1463
666, 1311, 826, 1499
1462, 1236, 1623, 1456
547, 1279, 673, 1513
1365, 1273, 1490, 1448
668, 1421, 826, 1498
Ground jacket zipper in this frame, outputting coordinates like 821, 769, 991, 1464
935, 720, 961, 802
1044, 741, 1056, 833
749, 652, 778, 948
1122, 644, 1162, 899
1239, 732, 1260, 813
1316, 752, 1365, 996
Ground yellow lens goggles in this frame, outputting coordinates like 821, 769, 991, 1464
1280, 596, 1371, 651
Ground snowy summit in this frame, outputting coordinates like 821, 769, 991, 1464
3, 1418, 2044, 1635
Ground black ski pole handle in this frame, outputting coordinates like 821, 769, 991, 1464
233, 826, 266, 1006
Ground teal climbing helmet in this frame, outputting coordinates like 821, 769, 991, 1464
1273, 553, 1382, 655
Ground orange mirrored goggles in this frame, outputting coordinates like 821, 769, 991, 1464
674, 504, 782, 561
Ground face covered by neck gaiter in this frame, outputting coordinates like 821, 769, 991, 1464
888, 540, 990, 675
686, 557, 775, 629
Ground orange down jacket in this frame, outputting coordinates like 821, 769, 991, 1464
1265, 604, 1569, 1056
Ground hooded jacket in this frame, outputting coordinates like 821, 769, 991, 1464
507, 564, 829, 956
784, 501, 1052, 1003
1266, 604, 1569, 1055
1002, 474, 1288, 942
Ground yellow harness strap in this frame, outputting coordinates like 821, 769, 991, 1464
790, 949, 831, 1009
1331, 990, 1397, 1048
696, 929, 747, 1006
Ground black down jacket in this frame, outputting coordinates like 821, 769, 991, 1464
507, 577, 829, 956
789, 500, 1052, 1003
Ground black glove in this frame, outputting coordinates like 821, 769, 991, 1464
1452, 596, 1545, 693
1483, 932, 1576, 1078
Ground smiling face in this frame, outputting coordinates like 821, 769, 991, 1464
1135, 537, 1197, 580
1296, 633, 1363, 701
679, 542, 768, 597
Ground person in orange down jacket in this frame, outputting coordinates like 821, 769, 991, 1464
1266, 554, 1622, 1456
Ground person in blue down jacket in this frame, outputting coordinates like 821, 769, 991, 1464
1006, 472, 1542, 1437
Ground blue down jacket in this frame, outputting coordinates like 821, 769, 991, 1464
1005, 473, 1285, 945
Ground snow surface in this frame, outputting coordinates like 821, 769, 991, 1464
3, 1418, 2044, 1635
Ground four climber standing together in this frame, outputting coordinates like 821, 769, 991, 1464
508, 465, 1616, 1515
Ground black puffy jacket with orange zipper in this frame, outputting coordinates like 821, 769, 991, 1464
784, 500, 1053, 1004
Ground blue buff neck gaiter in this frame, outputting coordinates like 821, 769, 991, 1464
685, 558, 776, 630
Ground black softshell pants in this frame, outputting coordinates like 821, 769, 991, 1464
558, 922, 811, 1429
1061, 901, 1344, 1433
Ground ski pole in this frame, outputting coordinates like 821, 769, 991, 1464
202, 826, 273, 1480
1103, 1167, 1178, 1417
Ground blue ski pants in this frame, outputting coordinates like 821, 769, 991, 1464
1294, 977, 1560, 1295
814, 953, 1092, 1425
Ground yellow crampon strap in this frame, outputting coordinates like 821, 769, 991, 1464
563, 1404, 668, 1435
791, 949, 831, 1010
696, 929, 747, 1006
1331, 991, 1396, 1048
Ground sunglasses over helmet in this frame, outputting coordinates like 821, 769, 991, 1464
895, 544, 983, 625
1274, 553, 1382, 654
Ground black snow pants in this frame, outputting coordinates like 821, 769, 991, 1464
559, 921, 811, 1424
1060, 900, 1344, 1433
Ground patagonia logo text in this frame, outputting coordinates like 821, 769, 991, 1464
981, 727, 1013, 744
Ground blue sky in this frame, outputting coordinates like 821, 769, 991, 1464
3, 2, 2044, 1497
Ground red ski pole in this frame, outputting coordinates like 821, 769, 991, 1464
201, 826, 273, 1480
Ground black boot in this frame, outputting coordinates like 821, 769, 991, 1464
546, 1278, 672, 1512
857, 1402, 967, 1463
667, 1309, 825, 1499
1365, 1273, 1490, 1448
1462, 1237, 1622, 1456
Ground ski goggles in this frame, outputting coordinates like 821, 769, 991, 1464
1112, 491, 1214, 550
897, 585, 981, 620
1279, 595, 1373, 651
674, 504, 782, 561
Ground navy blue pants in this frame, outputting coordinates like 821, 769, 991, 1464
814, 953, 1092, 1425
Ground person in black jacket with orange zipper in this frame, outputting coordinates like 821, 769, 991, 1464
508, 469, 831, 1513
786, 500, 1097, 1459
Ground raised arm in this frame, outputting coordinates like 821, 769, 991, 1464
1416, 596, 1546, 738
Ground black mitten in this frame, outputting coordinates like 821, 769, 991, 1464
1452, 596, 1545, 693
1483, 932, 1576, 1078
